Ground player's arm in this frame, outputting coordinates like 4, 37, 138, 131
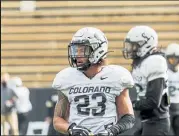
117, 88, 134, 116
5, 89, 18, 108
133, 78, 167, 110
53, 91, 70, 134
133, 56, 168, 110
103, 89, 135, 136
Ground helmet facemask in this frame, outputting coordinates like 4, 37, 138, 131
122, 39, 140, 59
68, 40, 93, 71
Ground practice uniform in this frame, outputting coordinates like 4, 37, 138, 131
132, 54, 170, 135
52, 65, 134, 135
168, 69, 179, 135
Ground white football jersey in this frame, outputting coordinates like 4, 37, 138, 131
168, 69, 179, 103
132, 55, 168, 100
13, 86, 32, 113
52, 65, 134, 134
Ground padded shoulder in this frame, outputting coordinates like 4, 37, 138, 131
107, 65, 134, 90
144, 55, 168, 81
52, 67, 76, 91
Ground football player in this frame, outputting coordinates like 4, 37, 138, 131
122, 26, 170, 135
165, 43, 179, 136
8, 77, 32, 135
52, 27, 135, 136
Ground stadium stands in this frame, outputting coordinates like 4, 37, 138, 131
1, 1, 179, 88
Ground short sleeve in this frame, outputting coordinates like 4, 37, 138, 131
119, 68, 134, 90
52, 72, 62, 90
111, 65, 134, 95
52, 67, 74, 97
146, 55, 168, 82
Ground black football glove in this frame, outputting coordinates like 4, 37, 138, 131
68, 123, 93, 136
98, 123, 124, 136
97, 124, 115, 136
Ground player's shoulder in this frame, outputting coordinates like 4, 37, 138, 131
104, 64, 131, 74
143, 54, 168, 81
142, 54, 167, 72
52, 67, 77, 90
55, 67, 77, 78
144, 54, 167, 66
168, 69, 179, 76
20, 86, 29, 91
104, 65, 134, 87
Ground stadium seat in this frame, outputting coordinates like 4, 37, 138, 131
1, 1, 179, 88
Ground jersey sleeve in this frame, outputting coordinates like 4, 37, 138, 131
145, 55, 168, 82
52, 67, 72, 97
52, 72, 64, 90
111, 65, 134, 95
119, 67, 135, 91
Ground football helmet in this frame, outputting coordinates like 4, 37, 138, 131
165, 43, 179, 72
68, 27, 108, 71
123, 26, 158, 59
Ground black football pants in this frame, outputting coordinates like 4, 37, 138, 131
134, 117, 170, 136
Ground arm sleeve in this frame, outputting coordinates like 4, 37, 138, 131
108, 114, 135, 135
134, 78, 166, 110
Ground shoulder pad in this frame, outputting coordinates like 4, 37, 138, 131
144, 55, 167, 81
108, 65, 134, 89
52, 67, 75, 90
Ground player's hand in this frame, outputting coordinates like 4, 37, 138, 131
98, 123, 122, 136
68, 123, 93, 136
